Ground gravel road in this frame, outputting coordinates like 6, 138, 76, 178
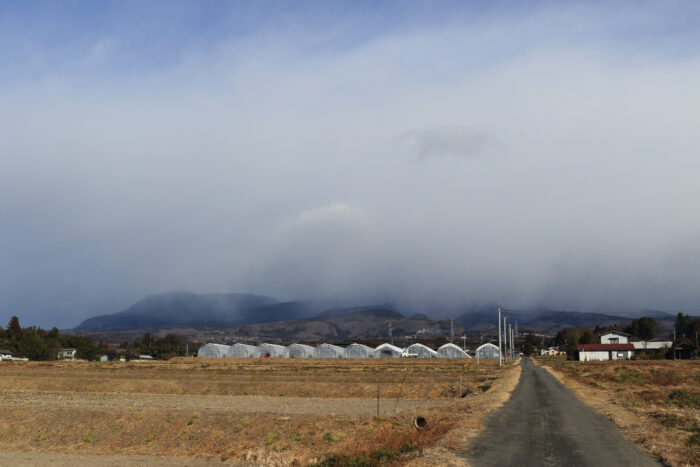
462, 358, 661, 466
0, 390, 444, 416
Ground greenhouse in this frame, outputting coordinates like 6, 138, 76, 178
259, 343, 288, 358
228, 343, 259, 358
197, 343, 230, 358
314, 343, 346, 358
345, 343, 375, 358
287, 343, 315, 358
475, 343, 500, 359
437, 343, 470, 359
405, 343, 438, 358
375, 343, 403, 358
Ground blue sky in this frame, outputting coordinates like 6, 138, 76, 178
2, 1, 699, 85
2, 1, 700, 327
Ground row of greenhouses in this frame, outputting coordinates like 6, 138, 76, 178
198, 342, 502, 359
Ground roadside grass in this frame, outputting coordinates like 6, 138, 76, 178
539, 359, 700, 466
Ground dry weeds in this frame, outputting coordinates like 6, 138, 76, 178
537, 358, 700, 466
0, 358, 520, 465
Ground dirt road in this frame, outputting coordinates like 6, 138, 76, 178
463, 358, 660, 466
0, 389, 443, 416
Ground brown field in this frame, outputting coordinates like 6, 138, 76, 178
0, 358, 521, 466
538, 358, 700, 466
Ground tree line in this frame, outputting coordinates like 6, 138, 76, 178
0, 316, 98, 360
1, 316, 199, 361
548, 314, 699, 359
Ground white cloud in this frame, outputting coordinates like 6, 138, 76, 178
2, 3, 700, 326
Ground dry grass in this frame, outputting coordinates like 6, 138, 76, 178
0, 358, 520, 465
537, 358, 700, 466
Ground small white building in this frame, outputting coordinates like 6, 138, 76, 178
632, 338, 673, 351
57, 348, 77, 360
600, 331, 630, 344
540, 347, 565, 356
577, 343, 634, 361
0, 349, 14, 361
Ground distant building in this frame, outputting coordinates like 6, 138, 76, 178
577, 343, 634, 361
0, 349, 13, 361
631, 338, 673, 351
599, 331, 630, 345
98, 355, 109, 362
57, 348, 77, 360
540, 347, 565, 356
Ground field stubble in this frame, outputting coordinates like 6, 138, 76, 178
0, 358, 520, 465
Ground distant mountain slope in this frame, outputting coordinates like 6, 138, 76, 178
230, 308, 460, 341
74, 292, 310, 330
455, 307, 633, 334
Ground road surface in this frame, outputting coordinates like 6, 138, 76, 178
463, 358, 660, 467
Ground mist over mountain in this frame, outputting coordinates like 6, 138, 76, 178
74, 292, 318, 330
73, 291, 689, 341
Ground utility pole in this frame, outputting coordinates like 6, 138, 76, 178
498, 308, 502, 367
462, 334, 467, 351
450, 320, 454, 343
508, 324, 512, 359
503, 316, 507, 361
389, 322, 393, 345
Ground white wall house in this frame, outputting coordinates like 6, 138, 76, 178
57, 348, 77, 360
599, 331, 630, 344
577, 344, 634, 361
0, 349, 13, 361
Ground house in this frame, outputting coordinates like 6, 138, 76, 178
57, 348, 77, 360
577, 343, 634, 361
632, 338, 673, 351
600, 331, 630, 344
0, 349, 13, 361
97, 355, 109, 362
540, 347, 565, 356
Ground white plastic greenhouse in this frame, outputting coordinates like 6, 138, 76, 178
228, 343, 259, 358
314, 343, 346, 358
375, 343, 403, 358
259, 343, 288, 358
345, 343, 375, 358
287, 343, 315, 358
437, 343, 470, 359
405, 343, 438, 358
475, 343, 500, 359
197, 343, 230, 358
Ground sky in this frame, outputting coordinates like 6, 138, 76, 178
1, 1, 700, 328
